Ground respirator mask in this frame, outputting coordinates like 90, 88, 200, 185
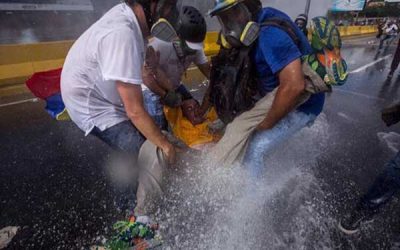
216, 3, 259, 48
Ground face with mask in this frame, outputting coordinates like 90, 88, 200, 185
214, 2, 260, 48
152, 5, 207, 57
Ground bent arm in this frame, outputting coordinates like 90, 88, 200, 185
116, 81, 172, 151
257, 59, 306, 131
142, 65, 168, 97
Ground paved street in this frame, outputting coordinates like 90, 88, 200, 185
1, 36, 400, 249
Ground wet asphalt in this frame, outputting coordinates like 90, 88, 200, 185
1, 36, 400, 249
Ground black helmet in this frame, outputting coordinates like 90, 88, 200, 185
125, 0, 179, 28
176, 6, 207, 44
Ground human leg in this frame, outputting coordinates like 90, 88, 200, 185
92, 120, 146, 154
339, 151, 400, 234
361, 151, 400, 210
92, 121, 146, 212
379, 35, 389, 50
388, 39, 400, 79
243, 111, 317, 178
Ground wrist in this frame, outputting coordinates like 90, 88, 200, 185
160, 139, 172, 151
176, 84, 193, 101
257, 120, 274, 131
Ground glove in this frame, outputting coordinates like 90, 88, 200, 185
382, 104, 400, 127
181, 99, 206, 126
162, 90, 182, 108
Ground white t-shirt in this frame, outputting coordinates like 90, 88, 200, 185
145, 38, 208, 89
61, 3, 145, 135
385, 23, 399, 36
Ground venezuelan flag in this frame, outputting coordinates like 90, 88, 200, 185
26, 68, 70, 121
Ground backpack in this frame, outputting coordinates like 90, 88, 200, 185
209, 16, 348, 124
209, 43, 258, 124
262, 16, 348, 93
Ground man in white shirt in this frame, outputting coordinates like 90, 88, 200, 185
379, 20, 399, 50
142, 6, 211, 127
61, 0, 179, 212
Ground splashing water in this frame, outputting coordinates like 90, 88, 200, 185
153, 114, 338, 249
377, 132, 400, 153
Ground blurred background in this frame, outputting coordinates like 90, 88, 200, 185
0, 0, 336, 44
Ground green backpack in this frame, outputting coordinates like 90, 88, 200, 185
306, 16, 348, 87
262, 16, 348, 93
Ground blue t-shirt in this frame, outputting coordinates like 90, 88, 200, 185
252, 7, 325, 116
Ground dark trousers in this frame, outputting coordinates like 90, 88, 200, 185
390, 39, 400, 74
379, 34, 396, 50
360, 151, 400, 211
92, 121, 146, 212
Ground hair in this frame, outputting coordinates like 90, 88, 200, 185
124, 0, 135, 5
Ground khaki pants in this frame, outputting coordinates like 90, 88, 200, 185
134, 140, 166, 216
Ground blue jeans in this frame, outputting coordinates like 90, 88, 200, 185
92, 120, 145, 156
143, 89, 167, 130
92, 121, 145, 212
90, 89, 166, 212
243, 111, 317, 178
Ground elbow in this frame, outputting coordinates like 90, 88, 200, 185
281, 80, 305, 97
296, 80, 306, 95
126, 108, 146, 124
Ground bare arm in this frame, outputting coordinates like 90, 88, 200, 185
116, 81, 175, 163
143, 46, 176, 96
257, 59, 305, 131
142, 65, 168, 97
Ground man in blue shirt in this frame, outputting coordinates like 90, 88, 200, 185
209, 0, 325, 172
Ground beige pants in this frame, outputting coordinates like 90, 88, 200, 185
134, 140, 166, 216
208, 89, 278, 167
208, 87, 311, 168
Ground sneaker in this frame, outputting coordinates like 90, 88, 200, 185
338, 209, 374, 235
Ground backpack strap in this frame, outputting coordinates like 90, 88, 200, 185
260, 17, 302, 49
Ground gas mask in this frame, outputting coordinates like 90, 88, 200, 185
216, 3, 260, 48
151, 18, 178, 42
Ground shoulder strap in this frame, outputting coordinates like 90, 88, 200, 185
260, 17, 302, 48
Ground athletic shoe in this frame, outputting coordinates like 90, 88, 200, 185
338, 209, 374, 235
